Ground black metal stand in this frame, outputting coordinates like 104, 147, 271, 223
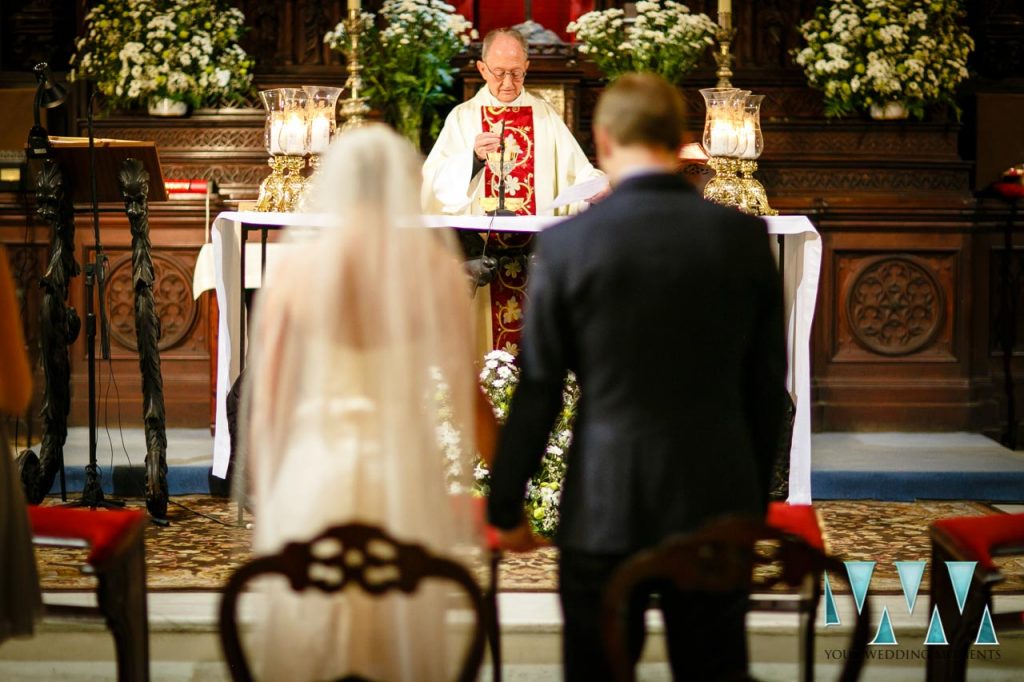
64, 260, 123, 510
997, 198, 1021, 450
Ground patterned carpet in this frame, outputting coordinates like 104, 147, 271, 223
35, 497, 1024, 594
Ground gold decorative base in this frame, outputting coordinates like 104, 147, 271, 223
739, 160, 778, 217
255, 155, 308, 213
283, 156, 307, 211
256, 156, 288, 212
704, 157, 744, 210
704, 157, 778, 217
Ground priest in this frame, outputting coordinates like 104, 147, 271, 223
422, 28, 606, 216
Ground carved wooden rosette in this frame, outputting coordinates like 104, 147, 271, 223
118, 158, 169, 520
17, 160, 81, 504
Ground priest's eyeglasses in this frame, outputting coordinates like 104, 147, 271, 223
482, 63, 526, 83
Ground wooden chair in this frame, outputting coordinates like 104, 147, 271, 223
602, 514, 871, 682
28, 505, 150, 682
758, 502, 829, 682
218, 522, 487, 682
926, 512, 1024, 682
470, 496, 504, 682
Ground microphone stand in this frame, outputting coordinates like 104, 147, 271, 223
491, 119, 515, 217
66, 85, 123, 511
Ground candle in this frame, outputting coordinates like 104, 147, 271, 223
740, 122, 758, 159
283, 112, 307, 155
309, 115, 331, 154
733, 125, 748, 158
709, 121, 737, 157
269, 116, 285, 155
719, 0, 731, 13
348, 0, 360, 10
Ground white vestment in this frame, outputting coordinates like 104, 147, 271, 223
421, 86, 604, 216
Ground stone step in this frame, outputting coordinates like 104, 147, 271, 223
1, 592, 1020, 681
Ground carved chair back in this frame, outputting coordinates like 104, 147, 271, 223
219, 522, 487, 682
602, 515, 872, 682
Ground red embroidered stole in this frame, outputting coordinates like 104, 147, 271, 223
480, 106, 536, 353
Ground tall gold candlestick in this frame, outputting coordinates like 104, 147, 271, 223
339, 7, 370, 132
713, 10, 736, 88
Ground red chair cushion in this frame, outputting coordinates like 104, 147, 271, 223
28, 506, 146, 567
767, 502, 825, 551
932, 513, 1024, 572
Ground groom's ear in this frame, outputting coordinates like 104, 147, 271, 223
593, 125, 614, 166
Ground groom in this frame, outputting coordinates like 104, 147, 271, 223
487, 73, 787, 681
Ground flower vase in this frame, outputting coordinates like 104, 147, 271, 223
396, 100, 424, 151
869, 101, 908, 121
148, 97, 188, 117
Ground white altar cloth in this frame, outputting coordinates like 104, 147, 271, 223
194, 211, 820, 503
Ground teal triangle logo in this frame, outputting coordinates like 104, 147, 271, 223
924, 605, 948, 645
823, 571, 841, 626
895, 561, 927, 614
845, 561, 875, 615
946, 562, 976, 614
870, 605, 898, 645
975, 605, 1000, 645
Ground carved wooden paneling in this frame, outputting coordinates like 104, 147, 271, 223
760, 166, 972, 198
0, 0, 77, 73
834, 253, 955, 361
96, 125, 265, 153
104, 251, 199, 354
967, 0, 1024, 81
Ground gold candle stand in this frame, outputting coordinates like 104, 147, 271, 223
256, 155, 309, 213
703, 157, 743, 210
713, 11, 736, 89
339, 8, 370, 132
738, 160, 777, 216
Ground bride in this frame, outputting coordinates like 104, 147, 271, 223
240, 125, 497, 680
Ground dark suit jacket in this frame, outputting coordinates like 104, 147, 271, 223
488, 172, 787, 554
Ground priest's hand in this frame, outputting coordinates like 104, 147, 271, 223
474, 131, 501, 160
498, 520, 550, 553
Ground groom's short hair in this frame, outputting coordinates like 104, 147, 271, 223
594, 73, 686, 151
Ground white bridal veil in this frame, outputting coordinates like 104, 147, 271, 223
238, 125, 480, 681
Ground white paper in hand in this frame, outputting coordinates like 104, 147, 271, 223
542, 176, 610, 213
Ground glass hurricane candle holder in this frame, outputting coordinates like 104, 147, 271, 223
303, 85, 343, 169
257, 88, 310, 212
700, 87, 741, 158
701, 87, 745, 211
737, 94, 777, 216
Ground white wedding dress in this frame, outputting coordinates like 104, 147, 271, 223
240, 126, 480, 681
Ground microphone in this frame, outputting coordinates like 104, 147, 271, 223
492, 118, 515, 216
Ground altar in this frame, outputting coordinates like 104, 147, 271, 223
192, 211, 821, 503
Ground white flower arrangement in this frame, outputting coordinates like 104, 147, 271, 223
793, 0, 974, 119
324, 0, 476, 146
567, 1, 716, 84
69, 0, 255, 112
476, 350, 578, 539
433, 350, 578, 538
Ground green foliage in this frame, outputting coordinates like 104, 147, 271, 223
325, 0, 475, 147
